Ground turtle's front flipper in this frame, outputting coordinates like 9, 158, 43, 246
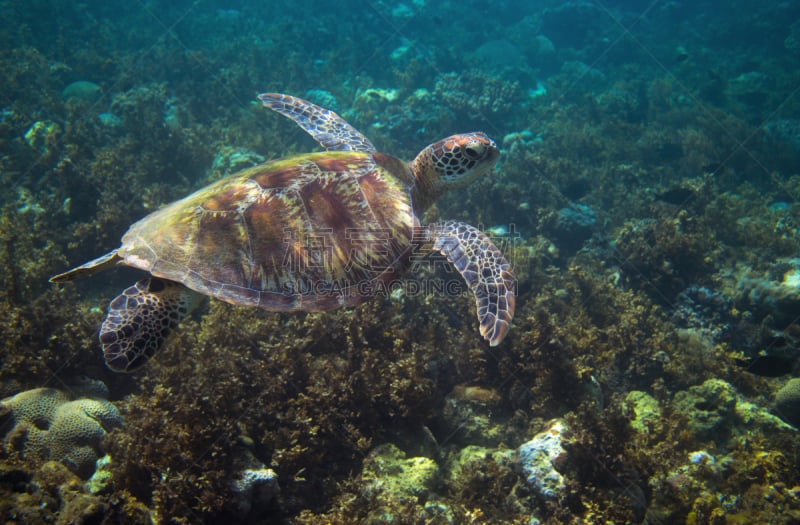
258, 93, 376, 152
429, 221, 516, 346
99, 277, 201, 372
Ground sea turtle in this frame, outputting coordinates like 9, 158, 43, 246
51, 93, 516, 372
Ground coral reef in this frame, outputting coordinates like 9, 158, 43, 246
612, 212, 716, 303
3, 0, 800, 522
86, 454, 113, 495
671, 379, 739, 441
624, 391, 663, 435
0, 459, 151, 524
360, 443, 438, 517
774, 377, 800, 428
548, 203, 598, 254
730, 258, 800, 324
671, 285, 737, 343
671, 379, 794, 445
433, 70, 525, 123
441, 384, 508, 447
208, 146, 265, 181
1, 387, 122, 478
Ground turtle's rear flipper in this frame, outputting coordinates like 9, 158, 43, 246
429, 221, 516, 346
99, 277, 200, 372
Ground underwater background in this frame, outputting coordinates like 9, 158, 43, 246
2, 0, 800, 523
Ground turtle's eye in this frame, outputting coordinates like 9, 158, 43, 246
464, 142, 486, 159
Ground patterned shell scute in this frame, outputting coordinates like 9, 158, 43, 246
117, 151, 416, 311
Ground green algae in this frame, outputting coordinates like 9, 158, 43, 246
86, 455, 113, 495
361, 444, 438, 504
672, 379, 738, 441
625, 391, 662, 435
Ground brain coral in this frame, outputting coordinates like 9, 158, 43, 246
774, 377, 800, 428
1, 387, 123, 478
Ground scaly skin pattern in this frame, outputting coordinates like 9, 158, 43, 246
99, 277, 200, 371
258, 93, 376, 152
429, 220, 516, 346
409, 132, 499, 212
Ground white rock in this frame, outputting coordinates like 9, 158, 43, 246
231, 467, 279, 518
516, 419, 568, 500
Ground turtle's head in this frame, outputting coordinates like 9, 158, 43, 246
410, 132, 499, 210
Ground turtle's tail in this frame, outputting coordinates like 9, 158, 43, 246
49, 251, 121, 283
99, 277, 201, 372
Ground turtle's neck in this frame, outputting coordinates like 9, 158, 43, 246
408, 151, 444, 215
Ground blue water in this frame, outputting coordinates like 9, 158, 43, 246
2, 1, 800, 523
